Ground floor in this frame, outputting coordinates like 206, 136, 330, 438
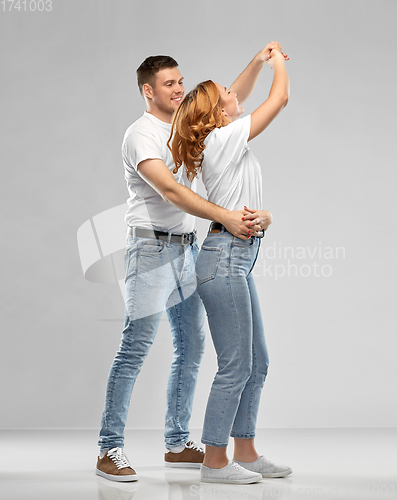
0, 428, 396, 500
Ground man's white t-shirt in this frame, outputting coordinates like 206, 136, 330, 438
122, 112, 196, 233
201, 115, 262, 211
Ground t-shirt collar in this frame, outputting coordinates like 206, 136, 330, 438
144, 111, 172, 130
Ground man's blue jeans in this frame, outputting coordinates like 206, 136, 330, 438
98, 232, 206, 451
195, 228, 269, 447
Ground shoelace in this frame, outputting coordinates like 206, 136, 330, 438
230, 461, 247, 472
185, 440, 204, 453
107, 447, 131, 470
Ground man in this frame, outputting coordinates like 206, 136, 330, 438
96, 54, 272, 482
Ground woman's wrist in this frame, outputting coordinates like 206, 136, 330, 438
269, 49, 283, 61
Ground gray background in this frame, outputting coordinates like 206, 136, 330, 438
1, 0, 396, 431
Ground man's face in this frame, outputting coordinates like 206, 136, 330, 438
148, 67, 184, 117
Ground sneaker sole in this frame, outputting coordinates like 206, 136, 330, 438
200, 476, 262, 484
96, 468, 138, 482
164, 461, 202, 469
261, 468, 293, 478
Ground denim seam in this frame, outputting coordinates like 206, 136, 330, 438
222, 240, 242, 443
126, 244, 138, 322
248, 239, 260, 276
245, 339, 257, 438
174, 303, 184, 433
176, 248, 187, 431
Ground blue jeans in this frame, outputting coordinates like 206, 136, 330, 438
195, 228, 269, 447
98, 232, 206, 451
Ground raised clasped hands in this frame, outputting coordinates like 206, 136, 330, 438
259, 41, 289, 63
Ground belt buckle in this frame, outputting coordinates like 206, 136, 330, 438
182, 230, 196, 245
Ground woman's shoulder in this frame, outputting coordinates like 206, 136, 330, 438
206, 115, 251, 147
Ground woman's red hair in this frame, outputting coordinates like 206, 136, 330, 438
168, 80, 227, 182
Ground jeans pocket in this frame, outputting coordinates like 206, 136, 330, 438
195, 245, 222, 284
233, 237, 255, 248
138, 239, 165, 254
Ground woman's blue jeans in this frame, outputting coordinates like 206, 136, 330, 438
195, 228, 269, 447
98, 234, 206, 451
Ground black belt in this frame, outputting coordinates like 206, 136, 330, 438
127, 227, 197, 245
209, 222, 265, 238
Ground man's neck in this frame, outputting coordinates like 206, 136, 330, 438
146, 106, 174, 124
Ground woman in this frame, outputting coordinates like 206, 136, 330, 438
169, 42, 291, 484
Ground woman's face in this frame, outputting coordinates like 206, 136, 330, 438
215, 83, 244, 122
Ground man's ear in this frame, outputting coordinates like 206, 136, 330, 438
143, 83, 153, 100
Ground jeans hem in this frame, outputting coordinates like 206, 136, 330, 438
98, 443, 124, 452
229, 433, 256, 439
165, 439, 188, 450
201, 439, 229, 447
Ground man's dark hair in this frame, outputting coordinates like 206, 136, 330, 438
136, 55, 178, 96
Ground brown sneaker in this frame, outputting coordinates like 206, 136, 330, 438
164, 440, 204, 468
96, 447, 138, 482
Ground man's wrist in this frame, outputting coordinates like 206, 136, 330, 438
214, 206, 229, 225
255, 51, 268, 65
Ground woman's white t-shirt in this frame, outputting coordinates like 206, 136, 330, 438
201, 115, 262, 211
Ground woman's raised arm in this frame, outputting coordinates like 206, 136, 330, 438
248, 48, 290, 142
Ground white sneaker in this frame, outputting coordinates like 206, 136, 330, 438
234, 455, 292, 478
200, 460, 262, 484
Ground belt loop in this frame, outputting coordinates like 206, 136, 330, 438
132, 226, 136, 239
167, 232, 171, 245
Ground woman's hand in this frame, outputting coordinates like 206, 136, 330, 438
267, 47, 287, 69
242, 206, 273, 236
258, 41, 289, 63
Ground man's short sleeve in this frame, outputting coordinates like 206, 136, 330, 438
123, 129, 163, 171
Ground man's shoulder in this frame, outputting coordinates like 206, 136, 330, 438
123, 113, 155, 141
123, 113, 171, 150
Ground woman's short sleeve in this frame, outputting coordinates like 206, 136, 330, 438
209, 115, 251, 164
